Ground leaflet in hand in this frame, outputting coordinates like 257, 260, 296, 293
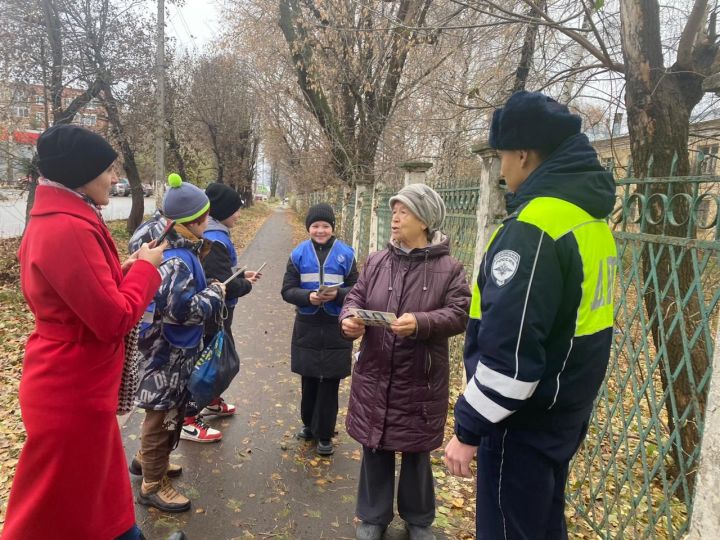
317, 283, 342, 295
349, 308, 397, 327
222, 266, 247, 286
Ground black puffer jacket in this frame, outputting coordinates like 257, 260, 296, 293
281, 237, 359, 379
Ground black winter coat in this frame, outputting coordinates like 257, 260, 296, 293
281, 237, 359, 379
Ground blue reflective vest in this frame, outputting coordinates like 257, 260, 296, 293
291, 239, 354, 316
141, 247, 207, 349
205, 228, 239, 308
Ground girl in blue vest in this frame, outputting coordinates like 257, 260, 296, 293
281, 203, 358, 456
180, 183, 262, 442
131, 174, 226, 513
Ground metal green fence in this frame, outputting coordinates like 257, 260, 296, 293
298, 168, 720, 538
376, 190, 393, 248
566, 172, 720, 538
428, 177, 482, 274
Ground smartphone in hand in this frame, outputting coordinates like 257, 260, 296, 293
155, 219, 176, 245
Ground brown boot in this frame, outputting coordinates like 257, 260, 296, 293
129, 452, 182, 478
137, 476, 191, 513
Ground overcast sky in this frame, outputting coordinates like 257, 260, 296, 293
166, 0, 222, 52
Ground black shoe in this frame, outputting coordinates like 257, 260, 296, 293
405, 523, 435, 540
356, 522, 386, 540
317, 439, 334, 456
129, 457, 183, 478
296, 425, 313, 440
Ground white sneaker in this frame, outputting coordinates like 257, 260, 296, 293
180, 417, 222, 443
201, 397, 236, 417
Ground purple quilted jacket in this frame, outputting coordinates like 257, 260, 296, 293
340, 235, 470, 452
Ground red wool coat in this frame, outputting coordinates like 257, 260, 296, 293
2, 186, 161, 540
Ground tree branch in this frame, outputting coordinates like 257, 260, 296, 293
677, 0, 709, 69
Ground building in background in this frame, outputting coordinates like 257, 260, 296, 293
0, 82, 108, 185
589, 112, 720, 178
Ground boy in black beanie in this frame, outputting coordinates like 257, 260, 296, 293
180, 183, 262, 441
281, 203, 359, 456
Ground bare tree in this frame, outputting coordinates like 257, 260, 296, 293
277, 0, 437, 187
190, 53, 260, 203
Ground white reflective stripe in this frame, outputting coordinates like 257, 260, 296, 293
499, 428, 509, 540
548, 338, 573, 410
324, 273, 344, 284
463, 378, 514, 423
300, 273, 321, 283
514, 231, 544, 378
475, 363, 539, 400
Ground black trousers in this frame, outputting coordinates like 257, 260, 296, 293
186, 306, 235, 418
300, 376, 340, 441
475, 422, 589, 540
356, 447, 435, 527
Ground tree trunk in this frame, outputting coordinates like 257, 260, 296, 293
511, 0, 547, 94
270, 163, 279, 198
166, 121, 187, 180
101, 83, 144, 233
620, 0, 711, 495
23, 155, 41, 235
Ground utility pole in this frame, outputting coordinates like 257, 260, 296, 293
154, 0, 165, 208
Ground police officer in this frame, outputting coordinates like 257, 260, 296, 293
444, 91, 617, 539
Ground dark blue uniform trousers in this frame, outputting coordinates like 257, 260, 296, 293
475, 422, 589, 540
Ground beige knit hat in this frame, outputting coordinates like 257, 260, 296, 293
389, 184, 446, 235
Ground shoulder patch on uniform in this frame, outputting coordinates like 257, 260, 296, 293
491, 250, 520, 287
337, 254, 346, 264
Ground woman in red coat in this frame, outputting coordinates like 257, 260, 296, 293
1, 125, 175, 540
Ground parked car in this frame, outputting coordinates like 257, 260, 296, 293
142, 183, 153, 197
111, 178, 130, 196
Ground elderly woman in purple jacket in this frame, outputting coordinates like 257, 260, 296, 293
340, 184, 471, 540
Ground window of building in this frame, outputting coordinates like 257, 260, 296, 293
35, 94, 45, 104
35, 111, 44, 122
700, 145, 719, 175
612, 113, 623, 136
12, 106, 29, 118
81, 114, 97, 126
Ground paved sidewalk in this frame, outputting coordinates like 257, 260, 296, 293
122, 209, 446, 540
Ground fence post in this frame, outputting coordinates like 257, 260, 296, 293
471, 144, 504, 278
687, 317, 720, 538
340, 186, 353, 242
398, 161, 432, 186
352, 184, 368, 256
368, 182, 385, 255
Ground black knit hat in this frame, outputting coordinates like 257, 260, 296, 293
306, 203, 335, 230
206, 182, 243, 222
37, 124, 118, 189
489, 91, 581, 155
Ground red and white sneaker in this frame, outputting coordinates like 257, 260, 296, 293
202, 397, 236, 417
180, 416, 222, 443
